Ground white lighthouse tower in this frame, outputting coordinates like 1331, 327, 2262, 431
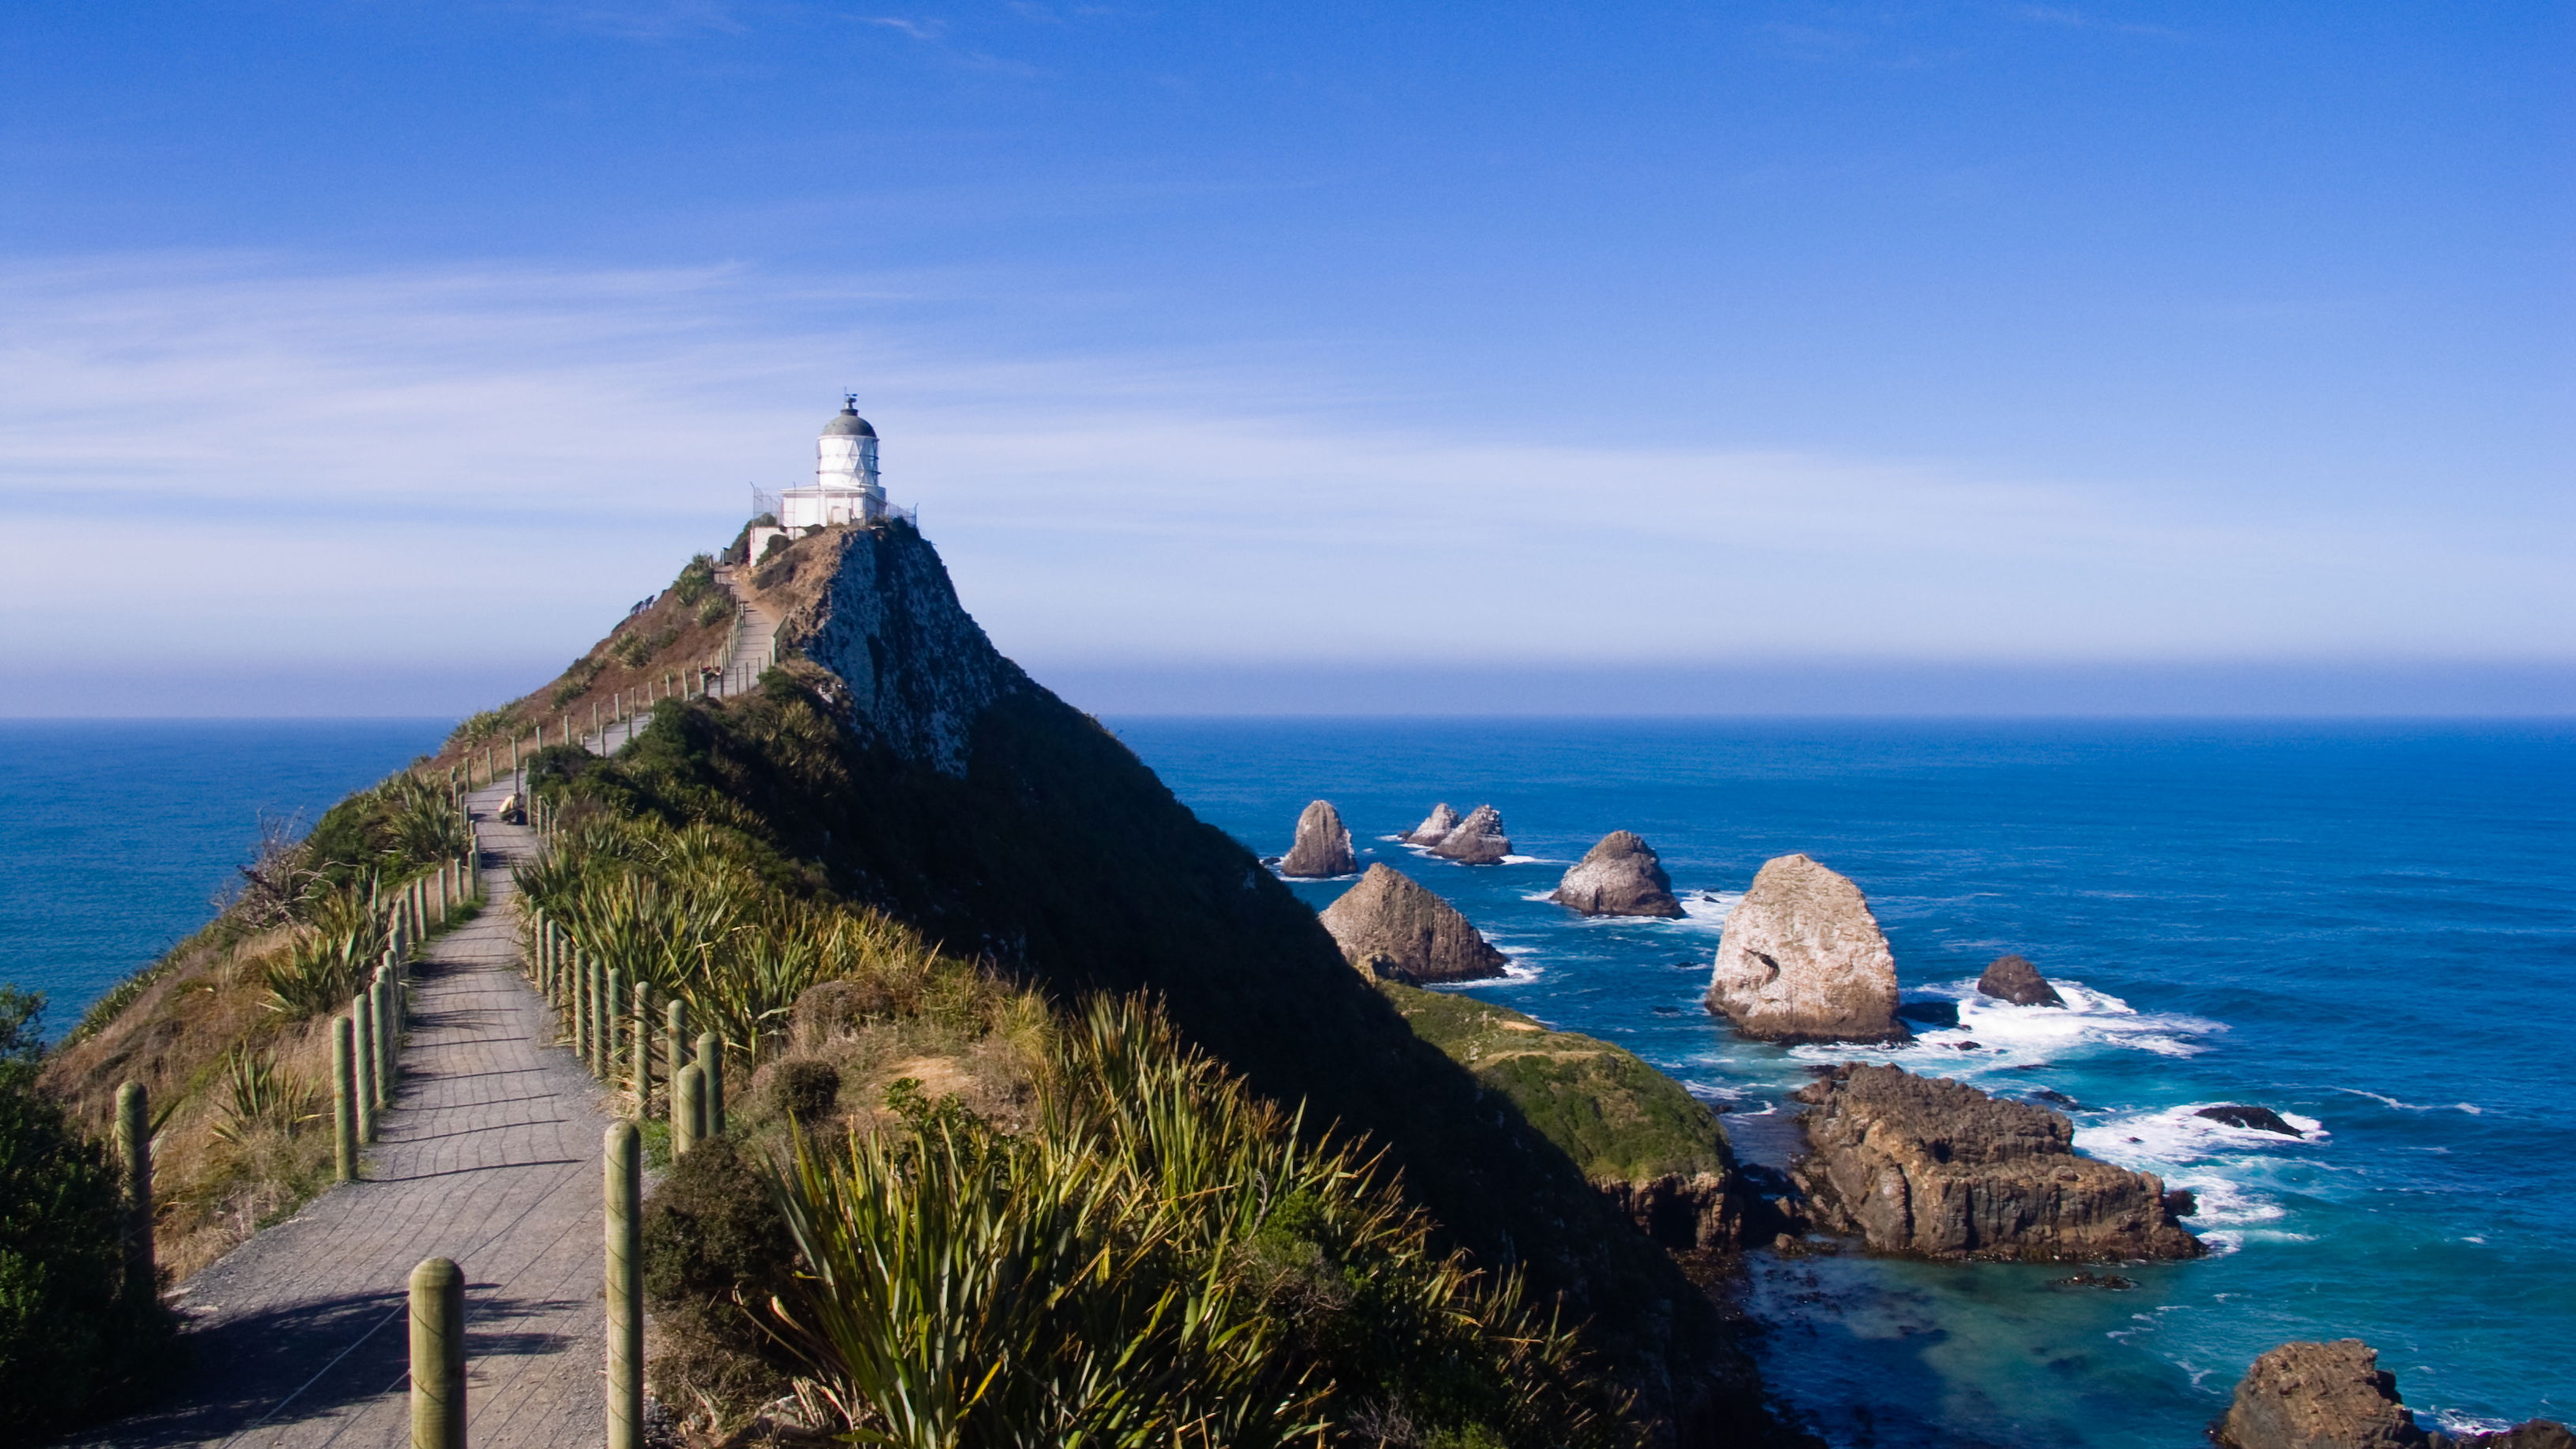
778, 396, 885, 529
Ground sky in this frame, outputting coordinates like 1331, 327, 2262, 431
0, 2, 2568, 715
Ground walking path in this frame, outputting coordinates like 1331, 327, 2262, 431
80, 578, 785, 1447
81, 787, 613, 1449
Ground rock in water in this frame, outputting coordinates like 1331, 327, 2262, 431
1278, 799, 1356, 877
2197, 1104, 2305, 1137
1976, 953, 2065, 1006
1706, 853, 1907, 1043
1553, 832, 1685, 918
1429, 804, 1512, 864
1405, 802, 1461, 845
2217, 1340, 2432, 1449
1318, 865, 1509, 983
1792, 1064, 2204, 1261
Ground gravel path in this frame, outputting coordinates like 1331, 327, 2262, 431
77, 786, 613, 1449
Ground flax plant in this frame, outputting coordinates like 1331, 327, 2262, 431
262, 879, 391, 1020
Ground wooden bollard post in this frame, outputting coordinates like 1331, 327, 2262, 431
377, 974, 400, 1100
673, 1063, 703, 1157
695, 1031, 725, 1136
115, 1081, 154, 1304
333, 1017, 357, 1183
603, 970, 625, 1082
630, 981, 651, 1108
605, 1123, 643, 1449
664, 1000, 687, 1108
353, 990, 379, 1141
408, 1257, 466, 1449
571, 951, 590, 1060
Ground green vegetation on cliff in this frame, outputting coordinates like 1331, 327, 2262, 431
1384, 985, 1733, 1189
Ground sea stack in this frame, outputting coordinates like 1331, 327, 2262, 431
1405, 802, 1461, 845
1705, 853, 1907, 1043
1793, 1064, 2204, 1261
1278, 800, 1357, 877
1318, 865, 1509, 983
1429, 805, 1512, 865
2217, 1341, 2572, 1449
1552, 832, 1685, 918
1976, 953, 2065, 1007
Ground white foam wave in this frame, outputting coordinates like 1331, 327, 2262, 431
2332, 1087, 2483, 1115
2435, 1409, 2520, 1436
1673, 892, 1737, 932
2074, 1103, 2327, 1170
1856, 977, 2223, 1066
1496, 854, 1552, 865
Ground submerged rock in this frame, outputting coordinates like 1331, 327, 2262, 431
1976, 953, 2065, 1006
1278, 799, 1356, 877
1552, 831, 1685, 918
1791, 1063, 2203, 1262
1318, 865, 1508, 983
2197, 1104, 2305, 1137
1706, 854, 1907, 1044
1428, 804, 1512, 865
1405, 802, 1461, 845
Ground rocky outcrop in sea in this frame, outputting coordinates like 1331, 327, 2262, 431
1552, 831, 1685, 918
2217, 1339, 2572, 1449
1278, 799, 1356, 877
1428, 804, 1512, 865
1790, 1063, 2204, 1261
1405, 802, 1461, 845
1318, 864, 1510, 983
1705, 853, 1907, 1043
1976, 952, 2065, 1006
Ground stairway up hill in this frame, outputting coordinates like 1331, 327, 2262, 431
552, 519, 1774, 1443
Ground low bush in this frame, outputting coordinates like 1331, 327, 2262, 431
0, 989, 174, 1440
551, 656, 607, 708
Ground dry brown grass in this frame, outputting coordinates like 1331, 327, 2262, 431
41, 926, 342, 1281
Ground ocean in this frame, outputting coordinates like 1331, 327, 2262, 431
9, 715, 2570, 1444
1112, 718, 2575, 1447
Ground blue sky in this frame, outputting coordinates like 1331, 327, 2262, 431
1, 2, 2567, 714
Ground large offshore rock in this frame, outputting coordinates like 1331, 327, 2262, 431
1705, 853, 1907, 1043
1428, 804, 1512, 865
1278, 799, 1357, 877
1552, 831, 1685, 918
1318, 865, 1508, 983
2218, 1341, 2570, 1449
1792, 1064, 2204, 1262
1405, 802, 1462, 846
1976, 953, 2065, 1006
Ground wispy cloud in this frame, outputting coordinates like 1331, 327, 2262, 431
0, 253, 2563, 690
862, 14, 945, 41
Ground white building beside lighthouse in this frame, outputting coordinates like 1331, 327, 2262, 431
747, 398, 908, 560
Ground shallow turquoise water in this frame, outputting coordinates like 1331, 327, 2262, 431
1111, 719, 2575, 1446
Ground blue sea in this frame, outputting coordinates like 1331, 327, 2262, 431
1112, 719, 2576, 1447
8, 716, 2570, 1444
0, 720, 452, 1028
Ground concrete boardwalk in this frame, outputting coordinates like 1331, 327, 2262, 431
82, 786, 613, 1449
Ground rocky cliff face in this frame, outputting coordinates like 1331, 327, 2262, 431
1406, 802, 1461, 845
1318, 865, 1509, 983
1429, 804, 1512, 864
1554, 832, 1685, 918
1706, 853, 1907, 1044
2217, 1341, 2569, 1449
1791, 1064, 2203, 1262
766, 522, 1032, 777
1977, 953, 2064, 1006
1279, 799, 1356, 877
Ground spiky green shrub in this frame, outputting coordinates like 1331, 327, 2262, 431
263, 882, 390, 1020
302, 773, 466, 889
761, 1000, 1627, 1449
673, 553, 718, 607
208, 1047, 318, 1146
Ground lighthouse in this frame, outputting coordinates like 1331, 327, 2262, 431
745, 399, 910, 562
779, 397, 885, 529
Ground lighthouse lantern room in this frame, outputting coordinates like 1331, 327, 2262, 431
749, 398, 905, 560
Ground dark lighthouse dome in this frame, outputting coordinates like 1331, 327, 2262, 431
822, 395, 877, 438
